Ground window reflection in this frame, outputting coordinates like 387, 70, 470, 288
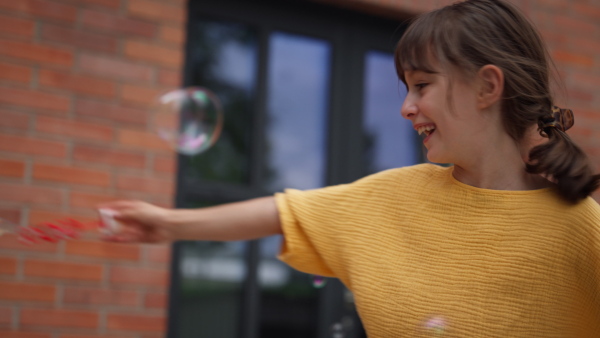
184, 20, 257, 184
263, 32, 331, 192
259, 31, 332, 338
363, 51, 418, 174
177, 19, 259, 338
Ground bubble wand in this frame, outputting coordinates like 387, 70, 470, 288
0, 209, 121, 245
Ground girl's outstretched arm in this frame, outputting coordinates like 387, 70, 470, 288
99, 196, 281, 243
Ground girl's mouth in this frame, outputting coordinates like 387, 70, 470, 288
423, 128, 435, 143
416, 125, 436, 143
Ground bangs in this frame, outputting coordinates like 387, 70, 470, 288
394, 6, 466, 85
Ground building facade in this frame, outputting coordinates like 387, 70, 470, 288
0, 0, 598, 337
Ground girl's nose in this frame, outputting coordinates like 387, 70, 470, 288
401, 97, 417, 120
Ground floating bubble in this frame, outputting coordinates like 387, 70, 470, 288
153, 87, 224, 156
312, 275, 327, 288
423, 315, 447, 335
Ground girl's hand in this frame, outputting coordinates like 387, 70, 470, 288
97, 200, 174, 243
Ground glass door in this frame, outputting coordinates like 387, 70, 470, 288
170, 1, 414, 337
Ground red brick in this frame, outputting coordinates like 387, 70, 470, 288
35, 116, 114, 142
153, 156, 176, 174
145, 244, 172, 264
573, 3, 600, 20
39, 69, 116, 99
554, 15, 597, 34
0, 331, 51, 338
0, 159, 25, 178
75, 99, 147, 125
0, 233, 58, 253
0, 307, 12, 323
127, 0, 185, 23
21, 308, 98, 328
109, 266, 168, 287
79, 54, 153, 82
73, 145, 145, 169
106, 313, 166, 332
0, 15, 35, 38
0, 87, 70, 113
567, 88, 594, 103
159, 25, 185, 45
121, 84, 164, 106
570, 71, 600, 88
33, 163, 111, 187
571, 36, 600, 56
0, 61, 32, 83
28, 209, 94, 226
66, 0, 120, 9
81, 10, 157, 38
144, 292, 167, 308
24, 259, 103, 281
553, 50, 594, 68
69, 191, 118, 209
0, 0, 77, 22
0, 207, 20, 225
124, 41, 183, 68
59, 334, 136, 338
117, 129, 171, 151
0, 109, 29, 130
0, 183, 63, 205
158, 69, 180, 86
41, 24, 118, 54
116, 174, 174, 195
63, 287, 139, 306
0, 257, 17, 275
66, 240, 140, 260
0, 39, 73, 67
0, 134, 67, 157
0, 281, 55, 302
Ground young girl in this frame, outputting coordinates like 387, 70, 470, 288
101, 0, 600, 336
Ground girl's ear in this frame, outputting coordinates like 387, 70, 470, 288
477, 65, 504, 110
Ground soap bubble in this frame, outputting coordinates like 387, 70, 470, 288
153, 87, 224, 156
312, 275, 327, 288
423, 315, 447, 336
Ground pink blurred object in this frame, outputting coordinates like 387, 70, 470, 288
0, 217, 101, 245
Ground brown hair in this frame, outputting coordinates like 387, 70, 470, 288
394, 0, 599, 203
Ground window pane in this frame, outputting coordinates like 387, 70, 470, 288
363, 51, 418, 174
259, 31, 332, 338
177, 19, 258, 338
263, 32, 331, 191
178, 239, 246, 338
183, 20, 258, 185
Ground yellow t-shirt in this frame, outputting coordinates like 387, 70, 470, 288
275, 163, 600, 337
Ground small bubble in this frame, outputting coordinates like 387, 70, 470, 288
423, 315, 446, 335
312, 275, 327, 288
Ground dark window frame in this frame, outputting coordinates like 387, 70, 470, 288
170, 1, 409, 337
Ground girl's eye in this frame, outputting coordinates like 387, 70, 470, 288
415, 83, 428, 90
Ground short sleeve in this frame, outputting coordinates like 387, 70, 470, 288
273, 166, 423, 280
275, 188, 337, 277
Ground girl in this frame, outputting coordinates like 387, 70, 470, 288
102, 0, 600, 336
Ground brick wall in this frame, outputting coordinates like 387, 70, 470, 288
0, 0, 184, 336
0, 0, 598, 337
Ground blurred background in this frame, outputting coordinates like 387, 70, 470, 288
0, 0, 598, 337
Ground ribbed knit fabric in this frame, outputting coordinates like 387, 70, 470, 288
275, 164, 600, 337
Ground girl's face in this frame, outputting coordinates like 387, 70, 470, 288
401, 67, 495, 165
